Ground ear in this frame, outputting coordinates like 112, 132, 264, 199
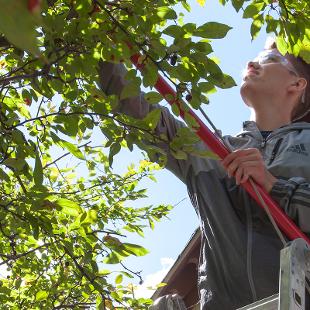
296, 77, 307, 92
294, 77, 307, 91
288, 77, 307, 94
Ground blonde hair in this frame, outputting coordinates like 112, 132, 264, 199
265, 38, 310, 122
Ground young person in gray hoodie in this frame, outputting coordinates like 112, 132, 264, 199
98, 40, 310, 309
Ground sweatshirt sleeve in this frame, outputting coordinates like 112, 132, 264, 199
98, 61, 220, 182
98, 61, 150, 119
270, 177, 310, 234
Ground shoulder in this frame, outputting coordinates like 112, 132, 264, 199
223, 121, 261, 150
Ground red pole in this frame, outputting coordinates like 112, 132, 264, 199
130, 53, 310, 244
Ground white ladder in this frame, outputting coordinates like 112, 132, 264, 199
238, 238, 310, 310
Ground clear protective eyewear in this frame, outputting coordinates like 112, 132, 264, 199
254, 50, 299, 76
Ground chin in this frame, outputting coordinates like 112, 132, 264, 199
240, 82, 254, 106
240, 80, 250, 94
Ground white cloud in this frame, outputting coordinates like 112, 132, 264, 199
134, 257, 175, 299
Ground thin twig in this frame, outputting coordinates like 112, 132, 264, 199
43, 141, 91, 169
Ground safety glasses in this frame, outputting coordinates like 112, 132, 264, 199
254, 50, 299, 76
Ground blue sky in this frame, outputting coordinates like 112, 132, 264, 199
108, 0, 271, 296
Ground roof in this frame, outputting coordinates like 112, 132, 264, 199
152, 228, 201, 307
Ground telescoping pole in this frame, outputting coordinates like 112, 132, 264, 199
130, 53, 310, 245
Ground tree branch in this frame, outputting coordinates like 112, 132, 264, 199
43, 141, 91, 169
7, 111, 169, 145
53, 302, 96, 309
0, 243, 51, 266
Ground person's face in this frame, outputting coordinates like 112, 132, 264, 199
240, 49, 299, 107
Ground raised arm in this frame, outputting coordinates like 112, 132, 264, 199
98, 61, 219, 182
98, 61, 150, 119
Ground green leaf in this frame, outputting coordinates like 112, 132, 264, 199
299, 48, 310, 64
19, 103, 31, 119
3, 158, 26, 171
144, 92, 163, 104
26, 214, 40, 239
171, 103, 180, 116
143, 67, 158, 87
115, 274, 123, 284
54, 115, 79, 137
120, 82, 140, 100
231, 0, 245, 12
35, 290, 48, 301
122, 243, 149, 256
171, 149, 188, 160
0, 1, 40, 56
199, 82, 216, 94
34, 153, 43, 186
163, 25, 184, 38
195, 41, 213, 54
51, 132, 85, 160
183, 23, 196, 34
143, 109, 161, 130
121, 271, 134, 279
99, 269, 111, 276
0, 169, 10, 182
55, 198, 82, 217
243, 3, 265, 19
209, 74, 237, 89
181, 1, 191, 12
149, 219, 155, 230
104, 252, 122, 264
250, 17, 263, 40
190, 149, 219, 159
157, 7, 177, 20
108, 142, 121, 167
165, 94, 176, 103
184, 113, 199, 128
0, 286, 12, 296
22, 89, 31, 102
59, 141, 85, 160
194, 22, 232, 39
266, 17, 278, 34
276, 36, 288, 55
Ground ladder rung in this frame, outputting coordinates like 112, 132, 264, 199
237, 294, 279, 310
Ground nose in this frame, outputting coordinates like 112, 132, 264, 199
247, 61, 260, 70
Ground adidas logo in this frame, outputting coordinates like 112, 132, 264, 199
287, 144, 309, 156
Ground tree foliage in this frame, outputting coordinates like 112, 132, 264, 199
0, 0, 308, 309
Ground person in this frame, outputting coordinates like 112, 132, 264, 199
98, 39, 310, 309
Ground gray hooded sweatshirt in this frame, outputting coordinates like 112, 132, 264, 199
98, 62, 310, 310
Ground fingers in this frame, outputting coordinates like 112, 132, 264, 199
222, 149, 261, 175
221, 148, 277, 191
240, 172, 249, 184
225, 156, 260, 177
222, 148, 261, 167
231, 164, 254, 185
234, 166, 244, 185
221, 148, 264, 185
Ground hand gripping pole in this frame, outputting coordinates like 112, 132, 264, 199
130, 52, 310, 245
